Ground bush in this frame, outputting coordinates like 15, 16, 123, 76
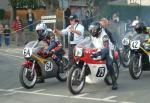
0, 9, 5, 20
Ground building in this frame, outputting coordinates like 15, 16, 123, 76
127, 0, 150, 6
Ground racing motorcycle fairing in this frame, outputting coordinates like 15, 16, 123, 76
23, 40, 59, 79
86, 64, 108, 84
74, 37, 108, 84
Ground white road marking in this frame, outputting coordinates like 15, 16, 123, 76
121, 102, 135, 103
103, 96, 117, 100
0, 52, 23, 59
72, 93, 89, 97
32, 89, 46, 93
0, 89, 134, 103
8, 87, 23, 91
2, 92, 17, 96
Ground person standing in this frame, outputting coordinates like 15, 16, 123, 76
12, 16, 24, 46
0, 23, 4, 47
64, 8, 71, 28
54, 14, 85, 70
4, 24, 11, 47
26, 9, 35, 32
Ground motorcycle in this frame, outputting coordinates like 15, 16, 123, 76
122, 31, 136, 67
67, 37, 119, 94
129, 34, 150, 79
20, 40, 68, 89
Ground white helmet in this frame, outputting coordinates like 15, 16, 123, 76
131, 20, 139, 27
36, 23, 47, 40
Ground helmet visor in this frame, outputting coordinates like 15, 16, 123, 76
37, 30, 45, 39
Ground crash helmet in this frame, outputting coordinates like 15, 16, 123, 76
46, 28, 55, 40
88, 21, 102, 38
132, 21, 147, 34
35, 22, 48, 40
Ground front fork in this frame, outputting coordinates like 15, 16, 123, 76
79, 62, 86, 81
138, 54, 142, 68
31, 60, 36, 75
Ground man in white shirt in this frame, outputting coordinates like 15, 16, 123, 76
54, 14, 85, 70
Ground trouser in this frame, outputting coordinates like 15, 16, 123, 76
66, 44, 76, 70
53, 48, 64, 62
28, 21, 34, 32
100, 48, 115, 77
5, 36, 10, 46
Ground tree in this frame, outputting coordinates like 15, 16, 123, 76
8, 0, 39, 20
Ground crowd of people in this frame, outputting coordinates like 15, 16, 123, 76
0, 9, 35, 47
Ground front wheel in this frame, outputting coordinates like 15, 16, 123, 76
19, 66, 37, 89
104, 62, 119, 85
129, 55, 142, 79
56, 57, 68, 82
122, 49, 130, 67
67, 65, 85, 95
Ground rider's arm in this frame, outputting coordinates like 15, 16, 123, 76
105, 28, 116, 45
47, 40, 57, 51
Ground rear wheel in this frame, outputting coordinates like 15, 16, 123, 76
129, 55, 142, 79
56, 57, 68, 82
67, 65, 85, 95
104, 62, 119, 85
19, 66, 37, 89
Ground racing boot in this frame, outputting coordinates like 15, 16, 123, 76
36, 77, 45, 83
111, 75, 118, 90
57, 61, 64, 73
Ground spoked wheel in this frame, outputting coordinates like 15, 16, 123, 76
67, 65, 85, 95
104, 62, 119, 85
122, 49, 131, 67
129, 55, 142, 79
56, 57, 68, 82
19, 66, 37, 89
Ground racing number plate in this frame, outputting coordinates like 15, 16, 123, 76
45, 61, 53, 71
23, 48, 32, 58
96, 67, 105, 77
130, 40, 140, 50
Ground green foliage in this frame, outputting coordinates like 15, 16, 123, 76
8, 0, 43, 9
0, 9, 5, 20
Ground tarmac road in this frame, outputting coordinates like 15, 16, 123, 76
0, 47, 150, 103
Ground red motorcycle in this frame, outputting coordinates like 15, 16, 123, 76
67, 37, 119, 94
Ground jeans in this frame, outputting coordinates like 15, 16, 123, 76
100, 48, 115, 76
66, 44, 76, 70
28, 21, 34, 32
5, 36, 10, 46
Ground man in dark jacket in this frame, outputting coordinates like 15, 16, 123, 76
99, 18, 116, 45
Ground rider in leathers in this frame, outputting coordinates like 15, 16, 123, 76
89, 21, 118, 90
35, 23, 64, 82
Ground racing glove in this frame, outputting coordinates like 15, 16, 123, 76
91, 51, 101, 58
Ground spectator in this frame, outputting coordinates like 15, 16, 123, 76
12, 16, 25, 46
26, 9, 35, 32
54, 14, 85, 70
4, 24, 11, 47
0, 23, 4, 47
112, 13, 119, 23
132, 16, 140, 27
125, 20, 132, 33
99, 18, 116, 45
64, 8, 71, 27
